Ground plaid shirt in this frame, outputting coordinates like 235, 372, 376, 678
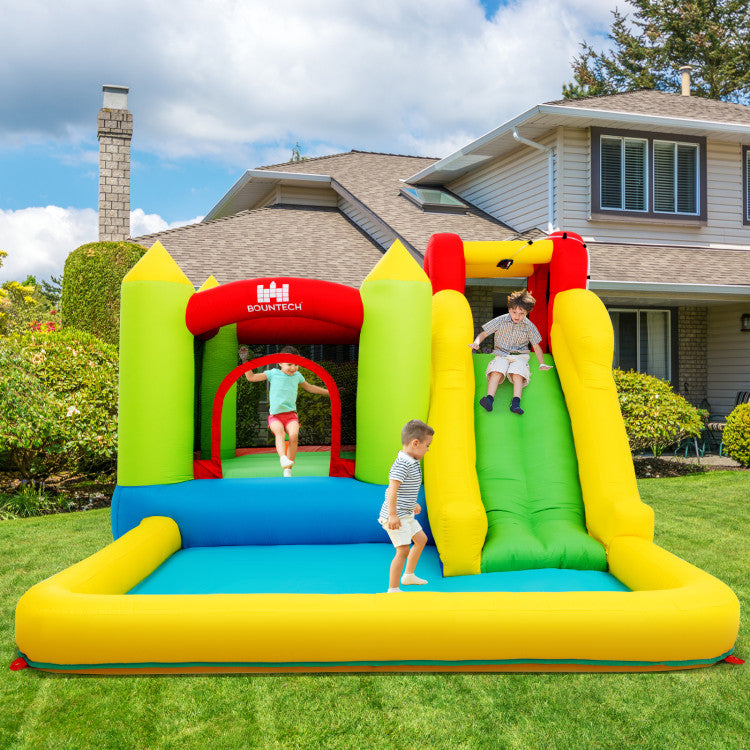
482, 314, 541, 356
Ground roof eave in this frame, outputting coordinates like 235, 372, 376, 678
203, 170, 332, 222
407, 102, 750, 186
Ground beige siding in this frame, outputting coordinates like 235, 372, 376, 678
558, 127, 591, 231
449, 137, 551, 233
269, 184, 338, 207
707, 303, 750, 415
562, 133, 750, 246
337, 196, 393, 249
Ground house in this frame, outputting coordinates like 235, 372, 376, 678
133, 86, 750, 415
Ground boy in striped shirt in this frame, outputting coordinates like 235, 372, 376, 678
378, 419, 434, 593
470, 289, 553, 415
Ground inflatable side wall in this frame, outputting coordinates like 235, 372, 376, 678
118, 242, 195, 486
356, 241, 432, 484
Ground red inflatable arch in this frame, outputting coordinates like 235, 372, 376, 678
194, 353, 354, 480
186, 277, 363, 344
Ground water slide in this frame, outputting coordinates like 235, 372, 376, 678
472, 351, 607, 573
424, 279, 654, 577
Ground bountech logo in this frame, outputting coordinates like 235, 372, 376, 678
248, 281, 302, 312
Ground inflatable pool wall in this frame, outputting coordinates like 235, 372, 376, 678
14, 232, 740, 673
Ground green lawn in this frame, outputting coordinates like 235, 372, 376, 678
1, 472, 748, 750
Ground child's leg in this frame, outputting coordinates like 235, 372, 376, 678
403, 530, 427, 576
269, 420, 287, 458
510, 373, 523, 399
389, 545, 410, 590
486, 371, 503, 397
509, 374, 524, 414
285, 419, 300, 463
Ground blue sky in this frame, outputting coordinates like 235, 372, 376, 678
0, 0, 615, 282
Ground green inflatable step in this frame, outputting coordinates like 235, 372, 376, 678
473, 353, 607, 573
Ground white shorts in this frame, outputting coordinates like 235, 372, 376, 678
486, 354, 531, 388
379, 515, 423, 547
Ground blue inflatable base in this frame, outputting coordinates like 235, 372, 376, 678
112, 477, 429, 547
129, 543, 630, 595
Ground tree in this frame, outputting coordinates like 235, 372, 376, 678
563, 0, 750, 102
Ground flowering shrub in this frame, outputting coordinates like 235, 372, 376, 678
612, 369, 706, 457
0, 329, 118, 481
722, 403, 750, 467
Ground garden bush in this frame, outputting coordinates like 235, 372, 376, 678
612, 369, 705, 457
296, 361, 358, 446
0, 329, 118, 482
61, 241, 147, 345
722, 403, 750, 467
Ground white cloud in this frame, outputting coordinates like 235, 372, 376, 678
0, 207, 96, 283
0, 0, 616, 161
0, 207, 201, 282
129, 209, 203, 239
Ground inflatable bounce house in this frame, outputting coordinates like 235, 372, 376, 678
15, 232, 740, 673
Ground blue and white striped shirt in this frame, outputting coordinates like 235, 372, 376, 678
378, 451, 422, 522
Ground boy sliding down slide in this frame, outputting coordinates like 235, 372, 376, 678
470, 289, 553, 415
240, 345, 329, 477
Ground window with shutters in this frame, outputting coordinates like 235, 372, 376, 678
591, 127, 706, 222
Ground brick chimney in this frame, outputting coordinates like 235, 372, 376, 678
97, 85, 132, 241
679, 65, 693, 96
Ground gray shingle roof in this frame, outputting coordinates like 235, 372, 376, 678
132, 204, 384, 287
259, 151, 524, 249
589, 241, 750, 286
545, 90, 750, 126
132, 149, 749, 293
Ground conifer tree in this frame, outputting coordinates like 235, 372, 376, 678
563, 0, 750, 102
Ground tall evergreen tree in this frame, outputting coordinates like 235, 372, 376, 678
563, 0, 750, 102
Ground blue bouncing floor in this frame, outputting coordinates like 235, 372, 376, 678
128, 545, 630, 595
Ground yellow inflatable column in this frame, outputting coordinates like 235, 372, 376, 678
423, 290, 487, 575
551, 289, 654, 545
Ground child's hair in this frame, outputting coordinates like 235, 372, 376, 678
401, 419, 434, 445
507, 289, 535, 313
279, 345, 300, 356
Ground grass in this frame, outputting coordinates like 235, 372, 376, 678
1, 473, 748, 750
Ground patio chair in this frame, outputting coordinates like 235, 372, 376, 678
705, 391, 750, 456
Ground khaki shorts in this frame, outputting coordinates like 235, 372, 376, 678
486, 354, 531, 388
380, 515, 423, 547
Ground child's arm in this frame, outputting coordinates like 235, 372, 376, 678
470, 330, 489, 350
385, 479, 402, 529
532, 342, 553, 370
301, 382, 329, 396
244, 370, 268, 382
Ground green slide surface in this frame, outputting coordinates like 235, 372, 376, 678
473, 354, 607, 573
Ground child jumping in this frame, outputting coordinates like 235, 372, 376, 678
378, 419, 434, 593
470, 289, 552, 415
239, 345, 329, 477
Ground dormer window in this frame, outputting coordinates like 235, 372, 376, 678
400, 186, 469, 213
592, 127, 706, 222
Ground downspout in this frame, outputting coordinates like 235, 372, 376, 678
513, 128, 554, 234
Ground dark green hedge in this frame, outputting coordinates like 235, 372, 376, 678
61, 241, 147, 345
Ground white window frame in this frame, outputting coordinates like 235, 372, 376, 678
591, 127, 706, 223
600, 135, 649, 212
652, 139, 700, 216
610, 308, 672, 381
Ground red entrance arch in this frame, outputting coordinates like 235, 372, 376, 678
193, 354, 354, 480
186, 277, 363, 344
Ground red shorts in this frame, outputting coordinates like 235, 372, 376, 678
268, 411, 299, 430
